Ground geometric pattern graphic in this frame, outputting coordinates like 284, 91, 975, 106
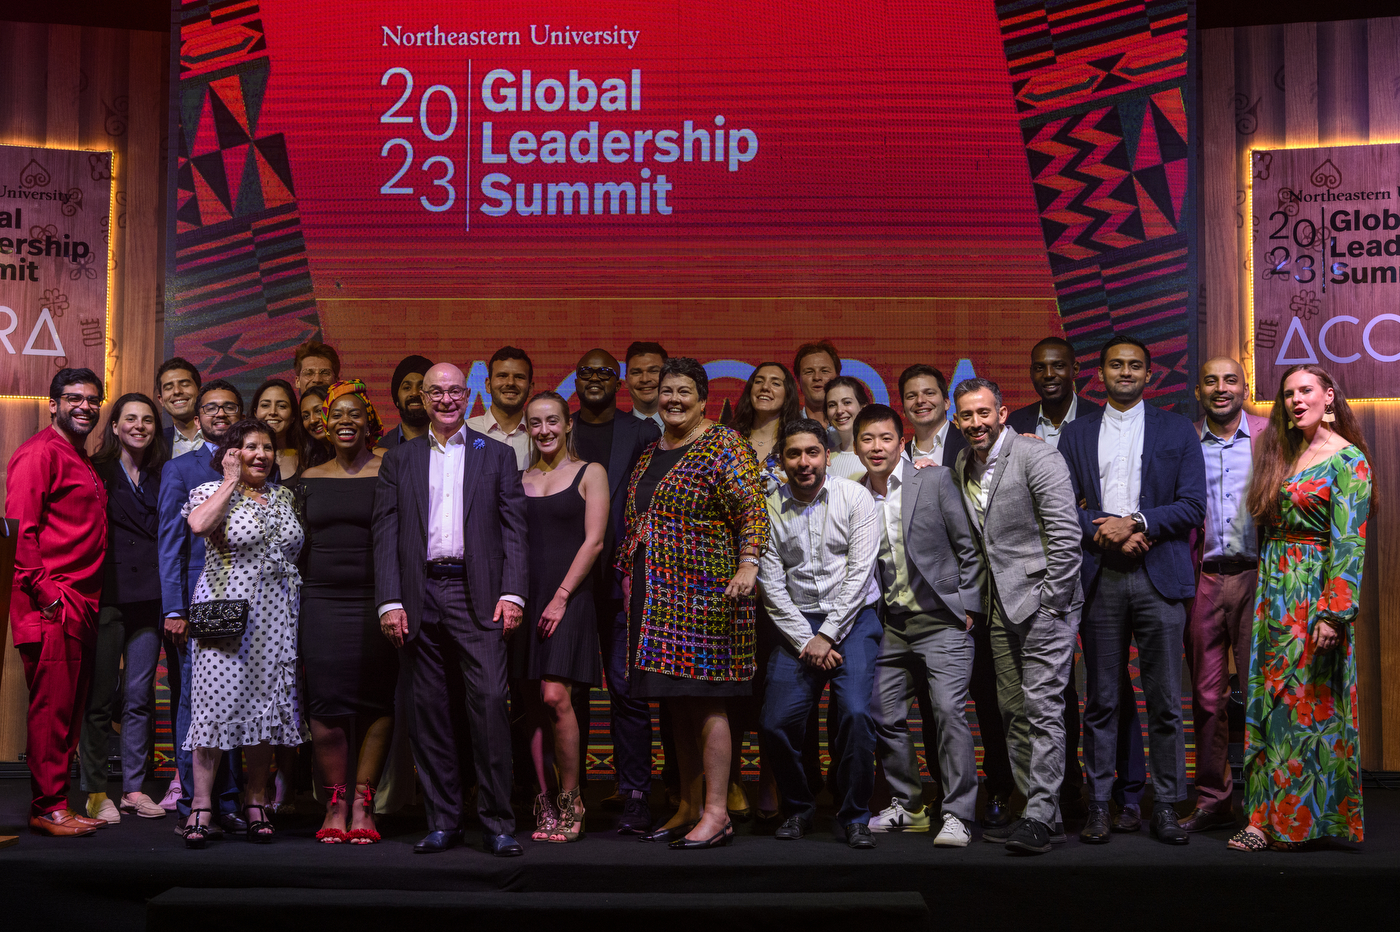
996, 0, 1194, 410
166, 0, 322, 387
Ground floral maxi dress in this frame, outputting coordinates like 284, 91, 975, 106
1244, 446, 1370, 842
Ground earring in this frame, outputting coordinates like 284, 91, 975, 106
1322, 403, 1336, 424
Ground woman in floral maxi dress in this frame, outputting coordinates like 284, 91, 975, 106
1236, 364, 1371, 851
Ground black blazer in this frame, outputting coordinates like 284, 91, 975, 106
99, 459, 162, 604
904, 424, 968, 467
377, 425, 410, 450
572, 410, 660, 597
1006, 396, 1104, 436
372, 426, 529, 638
1058, 402, 1206, 601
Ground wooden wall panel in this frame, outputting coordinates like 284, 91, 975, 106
0, 21, 167, 760
1203, 17, 1400, 770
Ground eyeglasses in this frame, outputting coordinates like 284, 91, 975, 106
199, 402, 242, 415
576, 366, 619, 381
424, 387, 467, 401
60, 393, 102, 407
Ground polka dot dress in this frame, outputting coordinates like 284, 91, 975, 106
181, 482, 310, 751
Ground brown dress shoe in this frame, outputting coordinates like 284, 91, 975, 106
29, 810, 98, 837
1178, 807, 1236, 833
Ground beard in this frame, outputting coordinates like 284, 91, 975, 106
398, 404, 430, 428
57, 408, 96, 438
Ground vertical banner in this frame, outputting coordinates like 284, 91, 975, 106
0, 144, 112, 398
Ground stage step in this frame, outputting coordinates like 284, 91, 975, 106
147, 888, 929, 931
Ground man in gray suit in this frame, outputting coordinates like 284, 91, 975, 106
952, 378, 1082, 854
855, 404, 985, 847
374, 362, 529, 857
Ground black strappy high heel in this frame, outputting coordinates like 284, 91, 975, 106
182, 808, 213, 849
245, 803, 275, 844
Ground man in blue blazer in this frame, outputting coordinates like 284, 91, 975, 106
1058, 336, 1204, 846
156, 357, 204, 457
571, 349, 661, 833
157, 379, 246, 832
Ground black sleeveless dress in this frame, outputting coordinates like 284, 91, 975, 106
297, 476, 398, 718
510, 465, 602, 685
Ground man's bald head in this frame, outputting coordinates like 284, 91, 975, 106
1196, 356, 1246, 428
578, 348, 617, 370
576, 348, 621, 413
424, 363, 468, 435
1198, 356, 1245, 385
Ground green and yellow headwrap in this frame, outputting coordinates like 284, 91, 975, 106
322, 379, 384, 445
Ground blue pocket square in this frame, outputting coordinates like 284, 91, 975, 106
474, 438, 485, 449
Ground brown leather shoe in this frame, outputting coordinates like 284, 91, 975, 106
1178, 807, 1236, 833
29, 810, 98, 837
71, 812, 108, 829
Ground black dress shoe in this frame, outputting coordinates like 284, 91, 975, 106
639, 820, 696, 843
1112, 804, 1142, 833
414, 829, 464, 853
216, 812, 248, 835
774, 816, 810, 840
616, 795, 652, 835
980, 794, 1014, 829
669, 822, 734, 849
484, 833, 524, 857
845, 823, 876, 849
1080, 807, 1111, 844
1005, 818, 1052, 855
1150, 808, 1190, 845
1178, 807, 1236, 833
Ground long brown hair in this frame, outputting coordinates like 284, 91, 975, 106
525, 391, 580, 467
729, 362, 800, 436
1246, 364, 1371, 525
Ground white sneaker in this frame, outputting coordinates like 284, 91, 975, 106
869, 799, 931, 833
87, 793, 121, 824
933, 812, 971, 847
120, 792, 168, 819
158, 778, 182, 811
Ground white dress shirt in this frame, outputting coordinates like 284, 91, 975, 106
905, 420, 950, 464
1099, 399, 1145, 523
170, 424, 205, 459
759, 476, 880, 652
867, 460, 924, 615
466, 409, 531, 470
1200, 417, 1258, 562
1034, 395, 1080, 450
963, 427, 1008, 527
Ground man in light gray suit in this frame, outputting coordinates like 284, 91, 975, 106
952, 378, 1082, 855
855, 405, 985, 847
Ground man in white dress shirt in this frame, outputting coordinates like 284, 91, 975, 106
758, 418, 882, 849
624, 341, 668, 432
466, 346, 533, 470
375, 362, 529, 857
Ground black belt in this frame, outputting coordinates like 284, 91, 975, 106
425, 561, 465, 579
1201, 560, 1257, 576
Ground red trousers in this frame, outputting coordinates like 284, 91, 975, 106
18, 617, 94, 816
1184, 568, 1256, 813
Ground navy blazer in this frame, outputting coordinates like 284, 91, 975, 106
1006, 396, 1104, 436
904, 423, 968, 467
158, 445, 215, 617
1058, 401, 1206, 601
571, 411, 660, 572
99, 459, 161, 604
372, 425, 529, 638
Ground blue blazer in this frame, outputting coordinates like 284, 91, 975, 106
1057, 402, 1205, 601
372, 426, 529, 638
158, 445, 215, 617
1006, 396, 1103, 436
99, 459, 162, 605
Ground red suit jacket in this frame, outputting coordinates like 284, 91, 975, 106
5, 427, 108, 645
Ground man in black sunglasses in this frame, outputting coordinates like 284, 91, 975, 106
572, 348, 660, 833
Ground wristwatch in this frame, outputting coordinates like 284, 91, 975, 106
1130, 512, 1147, 534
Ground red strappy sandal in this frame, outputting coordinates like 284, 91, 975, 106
346, 783, 382, 845
315, 783, 348, 844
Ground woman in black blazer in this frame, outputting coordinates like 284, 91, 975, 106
79, 393, 170, 824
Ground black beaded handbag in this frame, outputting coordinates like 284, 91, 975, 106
188, 599, 249, 640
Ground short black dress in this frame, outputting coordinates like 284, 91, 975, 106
297, 476, 398, 719
511, 465, 602, 686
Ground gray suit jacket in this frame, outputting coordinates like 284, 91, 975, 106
886, 463, 985, 620
953, 432, 1082, 627
372, 426, 529, 639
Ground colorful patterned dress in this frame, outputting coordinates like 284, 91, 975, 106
1244, 446, 1370, 842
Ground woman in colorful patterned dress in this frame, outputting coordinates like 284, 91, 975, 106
619, 357, 769, 849
1234, 364, 1371, 851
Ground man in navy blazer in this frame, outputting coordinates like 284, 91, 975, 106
1058, 336, 1204, 846
1006, 337, 1146, 821
374, 362, 529, 857
156, 379, 246, 830
571, 349, 661, 832
156, 357, 204, 457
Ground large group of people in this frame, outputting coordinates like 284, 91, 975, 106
4, 332, 1371, 858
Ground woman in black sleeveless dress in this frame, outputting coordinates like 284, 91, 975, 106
514, 391, 608, 843
295, 380, 396, 845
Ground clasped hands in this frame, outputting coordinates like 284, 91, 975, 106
1092, 515, 1151, 558
799, 634, 843, 671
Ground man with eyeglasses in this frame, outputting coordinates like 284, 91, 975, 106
156, 379, 249, 837
6, 369, 109, 836
375, 363, 529, 857
571, 348, 661, 832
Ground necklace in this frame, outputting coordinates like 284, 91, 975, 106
237, 481, 268, 500
1294, 429, 1333, 475
662, 421, 707, 451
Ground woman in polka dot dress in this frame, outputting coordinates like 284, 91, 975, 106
180, 418, 309, 847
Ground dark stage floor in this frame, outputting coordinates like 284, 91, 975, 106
2, 779, 1396, 931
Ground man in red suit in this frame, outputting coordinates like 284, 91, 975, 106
6, 367, 110, 836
